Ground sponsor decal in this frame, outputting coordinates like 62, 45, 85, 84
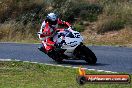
76, 67, 131, 85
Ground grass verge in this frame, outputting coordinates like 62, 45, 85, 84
0, 61, 131, 88
81, 24, 132, 47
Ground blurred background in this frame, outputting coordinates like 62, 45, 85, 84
0, 0, 131, 46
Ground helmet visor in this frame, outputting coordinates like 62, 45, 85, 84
48, 19, 58, 25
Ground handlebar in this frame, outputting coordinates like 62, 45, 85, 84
37, 26, 75, 36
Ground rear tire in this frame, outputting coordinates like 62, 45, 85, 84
80, 45, 97, 64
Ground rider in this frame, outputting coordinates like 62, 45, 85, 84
38, 13, 71, 53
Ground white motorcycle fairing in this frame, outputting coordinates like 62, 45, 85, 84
53, 28, 83, 57
42, 27, 97, 64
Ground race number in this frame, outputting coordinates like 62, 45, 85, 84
74, 33, 80, 38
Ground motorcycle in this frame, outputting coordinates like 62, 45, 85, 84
38, 27, 97, 64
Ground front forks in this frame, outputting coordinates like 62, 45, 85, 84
73, 43, 84, 59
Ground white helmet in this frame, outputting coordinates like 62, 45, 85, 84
46, 13, 58, 25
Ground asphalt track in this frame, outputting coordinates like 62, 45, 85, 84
0, 43, 132, 74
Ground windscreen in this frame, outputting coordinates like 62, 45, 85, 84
65, 30, 75, 38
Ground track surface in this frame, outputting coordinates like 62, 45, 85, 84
0, 43, 132, 73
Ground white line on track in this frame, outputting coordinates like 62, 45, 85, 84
0, 59, 117, 73
0, 59, 12, 61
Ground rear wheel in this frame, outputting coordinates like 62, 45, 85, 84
80, 45, 97, 64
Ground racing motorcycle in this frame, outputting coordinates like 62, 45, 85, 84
38, 27, 97, 64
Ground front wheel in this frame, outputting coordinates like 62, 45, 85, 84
80, 45, 97, 64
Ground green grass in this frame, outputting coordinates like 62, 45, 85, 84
0, 61, 131, 88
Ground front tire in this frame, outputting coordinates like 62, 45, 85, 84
80, 45, 97, 64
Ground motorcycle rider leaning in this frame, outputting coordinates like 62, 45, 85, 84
38, 13, 71, 53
